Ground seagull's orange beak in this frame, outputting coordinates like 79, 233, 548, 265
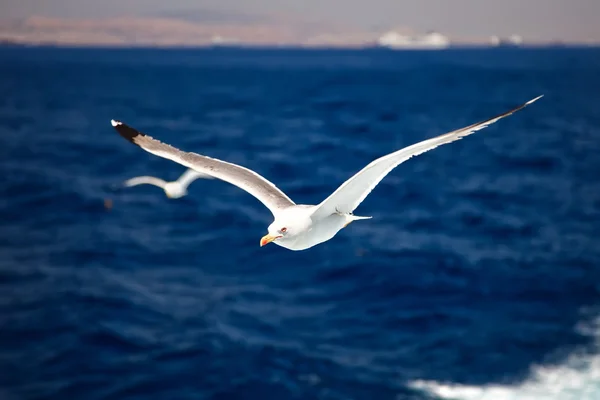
260, 234, 280, 247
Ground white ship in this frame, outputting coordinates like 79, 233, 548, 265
489, 34, 523, 47
376, 31, 450, 49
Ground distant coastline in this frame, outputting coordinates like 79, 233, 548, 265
1, 42, 596, 51
1, 16, 598, 50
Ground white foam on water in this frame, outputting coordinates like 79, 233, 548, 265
409, 316, 600, 400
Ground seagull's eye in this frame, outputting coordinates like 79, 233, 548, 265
280, 227, 287, 233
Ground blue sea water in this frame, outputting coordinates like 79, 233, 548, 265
0, 46, 599, 400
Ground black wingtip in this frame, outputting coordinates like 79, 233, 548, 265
110, 119, 144, 143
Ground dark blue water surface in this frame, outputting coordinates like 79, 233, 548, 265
0, 47, 599, 400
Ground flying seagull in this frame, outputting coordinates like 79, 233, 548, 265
122, 168, 213, 199
111, 95, 542, 251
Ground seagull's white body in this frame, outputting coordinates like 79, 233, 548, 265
258, 205, 373, 250
123, 168, 212, 199
111, 95, 542, 251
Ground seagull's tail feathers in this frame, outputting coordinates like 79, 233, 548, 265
349, 215, 372, 221
342, 214, 372, 228
335, 208, 372, 222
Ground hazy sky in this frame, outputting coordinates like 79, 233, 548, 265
2, 0, 599, 41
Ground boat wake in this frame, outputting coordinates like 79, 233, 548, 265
409, 314, 600, 400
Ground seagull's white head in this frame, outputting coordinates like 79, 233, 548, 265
260, 207, 312, 248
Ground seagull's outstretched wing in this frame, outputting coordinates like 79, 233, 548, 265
175, 168, 215, 191
123, 176, 168, 189
311, 95, 543, 220
111, 120, 296, 216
